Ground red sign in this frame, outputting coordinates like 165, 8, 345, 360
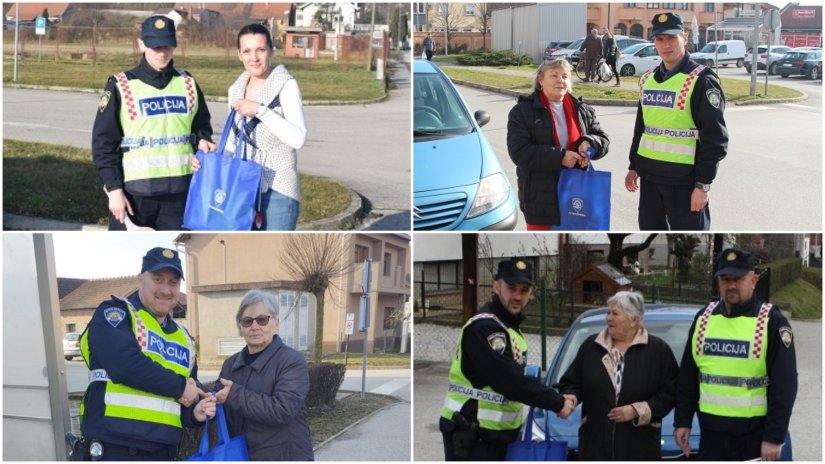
781, 33, 823, 48
792, 9, 816, 18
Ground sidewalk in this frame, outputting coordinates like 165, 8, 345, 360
313, 401, 411, 461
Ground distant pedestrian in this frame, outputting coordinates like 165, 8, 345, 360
580, 28, 604, 82
423, 33, 435, 61
602, 27, 621, 86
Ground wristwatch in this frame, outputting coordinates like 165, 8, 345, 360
695, 182, 711, 192
255, 104, 267, 118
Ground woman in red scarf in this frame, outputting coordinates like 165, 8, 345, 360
507, 59, 610, 230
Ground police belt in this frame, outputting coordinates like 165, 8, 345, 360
88, 369, 110, 383
448, 383, 509, 405
643, 125, 699, 139
699, 373, 769, 389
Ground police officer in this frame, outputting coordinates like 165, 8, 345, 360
79, 247, 216, 460
673, 248, 797, 461
92, 16, 216, 231
439, 259, 574, 461
624, 12, 728, 230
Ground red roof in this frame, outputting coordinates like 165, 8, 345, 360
5, 3, 70, 21
780, 5, 822, 30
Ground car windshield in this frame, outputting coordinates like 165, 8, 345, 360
566, 38, 584, 50
413, 73, 474, 136
547, 318, 691, 387
623, 43, 648, 55
699, 43, 718, 53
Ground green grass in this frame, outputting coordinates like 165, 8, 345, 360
2, 52, 385, 102
322, 352, 411, 367
773, 278, 822, 320
3, 139, 352, 226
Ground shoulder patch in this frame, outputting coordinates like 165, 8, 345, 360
103, 306, 127, 328
98, 90, 112, 113
706, 88, 722, 109
487, 332, 507, 354
778, 326, 793, 348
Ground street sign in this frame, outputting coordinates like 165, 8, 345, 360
35, 16, 46, 35
764, 9, 781, 32
345, 320, 354, 335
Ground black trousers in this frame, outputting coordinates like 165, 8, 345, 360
97, 441, 175, 461
698, 428, 763, 461
425, 50, 434, 61
108, 191, 187, 231
442, 430, 507, 461
638, 179, 710, 230
606, 55, 620, 83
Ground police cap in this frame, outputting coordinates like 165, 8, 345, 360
495, 259, 534, 286
651, 12, 685, 37
141, 15, 177, 48
714, 248, 756, 278
141, 247, 184, 279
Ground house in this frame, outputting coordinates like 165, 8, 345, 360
4, 3, 74, 22
295, 2, 358, 31
779, 4, 822, 48
173, 233, 410, 367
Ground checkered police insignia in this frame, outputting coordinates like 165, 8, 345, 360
162, 249, 174, 259
154, 18, 166, 29
658, 14, 668, 23
779, 326, 793, 348
487, 332, 507, 354
706, 88, 722, 109
103, 306, 127, 328
98, 90, 111, 113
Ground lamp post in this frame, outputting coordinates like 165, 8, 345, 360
219, 240, 227, 284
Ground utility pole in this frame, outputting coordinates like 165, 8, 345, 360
366, 3, 376, 71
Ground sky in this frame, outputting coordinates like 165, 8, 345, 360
51, 232, 186, 279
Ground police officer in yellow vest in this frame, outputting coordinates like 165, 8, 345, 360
624, 12, 728, 231
79, 247, 216, 460
92, 16, 216, 231
674, 248, 797, 461
439, 259, 575, 461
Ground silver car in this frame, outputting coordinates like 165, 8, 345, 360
63, 332, 81, 361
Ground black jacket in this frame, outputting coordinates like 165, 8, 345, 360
92, 57, 213, 196
628, 53, 728, 186
218, 336, 314, 461
674, 299, 797, 444
506, 92, 610, 225
559, 329, 678, 461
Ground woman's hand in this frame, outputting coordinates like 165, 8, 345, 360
191, 155, 201, 172
233, 99, 261, 118
214, 378, 233, 405
562, 150, 584, 168
607, 405, 638, 423
198, 139, 217, 153
194, 394, 217, 422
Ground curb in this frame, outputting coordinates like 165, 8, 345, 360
311, 398, 404, 452
298, 189, 365, 231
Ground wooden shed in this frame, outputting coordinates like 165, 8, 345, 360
573, 263, 632, 305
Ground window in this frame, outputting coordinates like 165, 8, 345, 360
279, 291, 309, 351
623, 3, 636, 7
384, 252, 392, 276
662, 3, 675, 8
647, 3, 660, 8
678, 3, 689, 9
704, 3, 715, 13
67, 323, 76, 333
465, 4, 476, 16
630, 23, 644, 39
293, 36, 308, 49
355, 245, 369, 262
616, 23, 627, 35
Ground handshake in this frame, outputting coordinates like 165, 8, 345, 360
556, 394, 577, 420
178, 377, 236, 422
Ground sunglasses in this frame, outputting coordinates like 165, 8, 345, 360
239, 315, 271, 328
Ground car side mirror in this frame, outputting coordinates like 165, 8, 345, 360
474, 110, 490, 127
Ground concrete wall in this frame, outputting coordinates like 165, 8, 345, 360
493, 3, 587, 63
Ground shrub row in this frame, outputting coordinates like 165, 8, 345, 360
456, 49, 533, 66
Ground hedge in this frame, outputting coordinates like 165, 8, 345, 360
456, 49, 533, 66
766, 257, 802, 297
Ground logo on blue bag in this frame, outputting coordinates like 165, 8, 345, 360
139, 96, 188, 116
642, 89, 675, 108
569, 197, 585, 217
210, 189, 226, 214
147, 330, 191, 368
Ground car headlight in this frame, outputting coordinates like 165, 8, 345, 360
466, 172, 509, 218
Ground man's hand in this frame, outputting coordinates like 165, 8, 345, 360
690, 188, 709, 212
197, 139, 217, 153
193, 394, 217, 422
178, 377, 203, 407
673, 427, 692, 457
607, 405, 637, 423
106, 188, 133, 224
625, 170, 639, 193
761, 441, 782, 461
191, 155, 201, 172
557, 394, 577, 419
214, 378, 234, 405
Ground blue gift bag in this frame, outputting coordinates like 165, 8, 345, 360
506, 408, 567, 461
555, 161, 611, 230
182, 110, 262, 230
187, 404, 249, 461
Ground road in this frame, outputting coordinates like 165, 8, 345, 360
455, 68, 822, 231
2, 53, 411, 230
413, 320, 821, 461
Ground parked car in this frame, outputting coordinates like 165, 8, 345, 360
63, 332, 81, 361
413, 60, 518, 230
775, 49, 823, 78
744, 45, 792, 75
544, 40, 573, 62
533, 305, 703, 459
813, 59, 822, 80
550, 37, 585, 63
617, 43, 661, 76
692, 40, 747, 67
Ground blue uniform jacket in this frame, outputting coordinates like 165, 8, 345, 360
81, 292, 202, 450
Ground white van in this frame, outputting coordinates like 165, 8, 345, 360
691, 40, 747, 68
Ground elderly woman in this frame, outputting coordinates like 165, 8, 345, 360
215, 289, 313, 461
506, 59, 610, 230
558, 291, 678, 460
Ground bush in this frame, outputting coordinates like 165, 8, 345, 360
456, 49, 533, 66
801, 267, 823, 290
766, 257, 802, 297
306, 362, 347, 408
451, 43, 468, 54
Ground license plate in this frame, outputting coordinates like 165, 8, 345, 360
783, 63, 792, 66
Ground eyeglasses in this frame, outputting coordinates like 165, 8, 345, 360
239, 315, 271, 328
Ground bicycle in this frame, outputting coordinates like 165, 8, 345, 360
575, 58, 613, 83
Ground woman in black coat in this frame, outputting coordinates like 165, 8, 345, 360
559, 291, 679, 461
506, 59, 610, 229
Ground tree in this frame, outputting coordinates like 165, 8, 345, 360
389, 5, 409, 46
313, 3, 336, 31
430, 3, 465, 54
282, 234, 354, 363
474, 3, 492, 49
670, 234, 702, 282
607, 234, 658, 270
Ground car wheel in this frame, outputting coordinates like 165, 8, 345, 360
620, 64, 635, 76
736, 58, 744, 68
769, 63, 778, 75
781, 73, 789, 78
65, 356, 73, 361
744, 66, 751, 74
808, 66, 818, 80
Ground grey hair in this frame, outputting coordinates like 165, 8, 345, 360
534, 58, 573, 92
591, 28, 598, 35
235, 289, 279, 326
607, 291, 645, 323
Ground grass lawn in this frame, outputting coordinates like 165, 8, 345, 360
2, 52, 385, 102
773, 278, 822, 320
322, 352, 411, 368
3, 139, 351, 226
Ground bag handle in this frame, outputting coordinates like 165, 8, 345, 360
519, 407, 535, 443
197, 411, 211, 455
196, 404, 232, 454
215, 109, 236, 155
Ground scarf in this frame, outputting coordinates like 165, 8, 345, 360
539, 91, 582, 151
